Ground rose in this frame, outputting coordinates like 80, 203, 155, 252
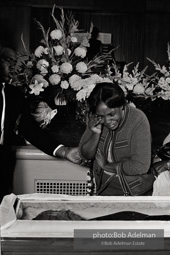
49, 74, 61, 85
50, 29, 62, 40
60, 62, 73, 74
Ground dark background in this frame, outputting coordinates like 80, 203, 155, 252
1, 0, 170, 74
1, 0, 170, 149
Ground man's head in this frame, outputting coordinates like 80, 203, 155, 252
0, 44, 17, 83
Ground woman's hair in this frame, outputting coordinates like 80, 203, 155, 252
87, 82, 126, 114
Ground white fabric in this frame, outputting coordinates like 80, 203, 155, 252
152, 171, 170, 196
152, 133, 170, 196
0, 83, 5, 144
163, 133, 170, 145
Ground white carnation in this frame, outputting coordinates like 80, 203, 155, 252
51, 65, 59, 73
53, 45, 64, 55
49, 74, 61, 85
133, 83, 145, 94
74, 47, 87, 58
50, 29, 62, 40
69, 74, 81, 85
34, 46, 45, 58
60, 62, 73, 74
60, 80, 69, 89
71, 36, 78, 43
76, 62, 88, 73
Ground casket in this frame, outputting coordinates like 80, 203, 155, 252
1, 193, 170, 254
13, 145, 88, 195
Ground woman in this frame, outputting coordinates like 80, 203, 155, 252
79, 82, 154, 196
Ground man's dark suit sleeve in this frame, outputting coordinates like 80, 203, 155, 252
18, 113, 61, 157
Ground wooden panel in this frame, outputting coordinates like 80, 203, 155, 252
0, 0, 146, 11
146, 0, 170, 12
144, 13, 170, 74
0, 5, 30, 51
1, 238, 170, 254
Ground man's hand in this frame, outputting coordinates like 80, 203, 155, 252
55, 146, 82, 164
65, 147, 82, 164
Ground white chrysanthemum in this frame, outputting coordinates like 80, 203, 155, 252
51, 65, 59, 73
49, 74, 61, 85
53, 45, 64, 56
50, 29, 62, 40
34, 46, 45, 58
69, 74, 81, 85
33, 74, 49, 88
60, 62, 73, 74
60, 80, 69, 89
74, 47, 87, 58
133, 83, 145, 94
90, 74, 103, 83
76, 62, 88, 73
71, 36, 78, 43
70, 79, 83, 91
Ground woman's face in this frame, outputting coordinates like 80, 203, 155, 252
96, 101, 124, 130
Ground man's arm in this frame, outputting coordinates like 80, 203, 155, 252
18, 113, 81, 164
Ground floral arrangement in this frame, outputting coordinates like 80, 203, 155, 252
14, 5, 112, 127
146, 42, 170, 101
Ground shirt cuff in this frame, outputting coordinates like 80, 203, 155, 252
53, 144, 64, 156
